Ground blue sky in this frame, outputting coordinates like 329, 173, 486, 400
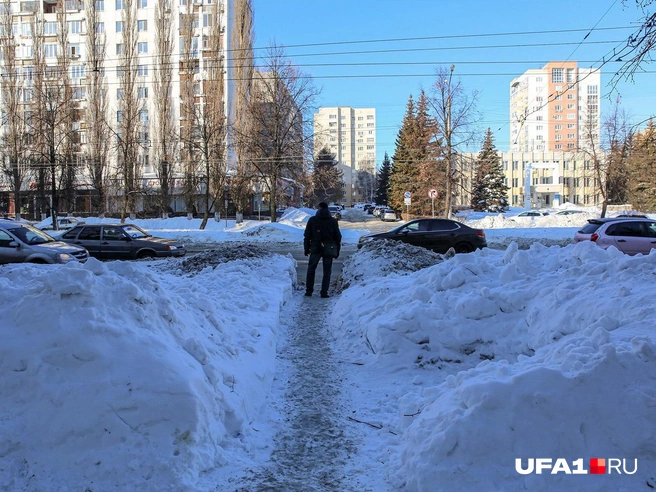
252, 0, 656, 165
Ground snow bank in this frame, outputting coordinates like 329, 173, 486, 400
337, 240, 447, 290
332, 241, 656, 490
0, 255, 295, 491
397, 331, 656, 492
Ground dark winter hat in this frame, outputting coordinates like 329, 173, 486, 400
318, 202, 329, 209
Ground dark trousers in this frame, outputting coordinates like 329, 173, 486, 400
306, 253, 333, 295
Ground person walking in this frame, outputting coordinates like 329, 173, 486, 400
303, 202, 342, 298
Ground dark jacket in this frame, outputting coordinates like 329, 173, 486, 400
304, 207, 342, 255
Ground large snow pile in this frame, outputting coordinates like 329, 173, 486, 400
337, 239, 447, 290
331, 241, 656, 490
0, 256, 295, 491
396, 331, 656, 492
176, 244, 277, 275
465, 212, 597, 230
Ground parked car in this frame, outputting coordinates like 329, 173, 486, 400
516, 211, 550, 217
358, 218, 487, 254
380, 209, 398, 222
35, 216, 85, 231
554, 210, 584, 216
60, 223, 186, 260
573, 217, 656, 255
0, 220, 89, 264
328, 206, 342, 220
373, 205, 387, 217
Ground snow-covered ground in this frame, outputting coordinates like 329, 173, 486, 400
1, 207, 655, 491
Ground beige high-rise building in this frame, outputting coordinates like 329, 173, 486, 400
314, 106, 376, 206
510, 62, 600, 153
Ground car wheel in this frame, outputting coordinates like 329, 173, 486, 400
137, 250, 155, 259
29, 258, 48, 264
454, 242, 474, 254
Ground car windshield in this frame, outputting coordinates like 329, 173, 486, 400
9, 224, 56, 244
123, 225, 150, 238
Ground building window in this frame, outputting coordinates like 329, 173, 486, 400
552, 68, 564, 83
203, 13, 213, 27
138, 42, 148, 53
138, 20, 147, 31
567, 123, 575, 129
116, 43, 124, 55
512, 178, 518, 187
536, 77, 543, 82
137, 64, 148, 76
554, 115, 562, 120
45, 44, 57, 57
69, 44, 80, 56
68, 20, 81, 34
116, 21, 124, 32
554, 125, 561, 130
536, 116, 543, 121
139, 110, 148, 122
116, 88, 123, 99
567, 93, 574, 100
555, 105, 562, 111
555, 144, 562, 150
567, 114, 576, 120
116, 0, 123, 8
329, 114, 336, 119
70, 65, 85, 78
138, 86, 148, 98
512, 161, 518, 170
44, 22, 57, 35
96, 22, 105, 33
567, 104, 575, 110
95, 0, 104, 10
536, 135, 544, 141
555, 134, 562, 141
567, 133, 575, 139
138, 0, 146, 7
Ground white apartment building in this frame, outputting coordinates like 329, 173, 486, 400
313, 106, 376, 205
0, 0, 250, 214
510, 62, 600, 153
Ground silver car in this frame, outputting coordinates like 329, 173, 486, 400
0, 220, 89, 264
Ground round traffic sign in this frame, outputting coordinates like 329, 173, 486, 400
428, 189, 438, 199
403, 191, 412, 199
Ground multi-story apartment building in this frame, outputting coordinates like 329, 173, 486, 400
460, 151, 603, 209
0, 0, 252, 216
313, 106, 376, 206
510, 62, 600, 153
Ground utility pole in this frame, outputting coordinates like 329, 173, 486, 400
445, 64, 455, 219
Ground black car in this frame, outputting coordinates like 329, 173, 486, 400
357, 218, 487, 254
60, 223, 186, 260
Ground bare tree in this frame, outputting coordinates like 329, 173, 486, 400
115, 0, 143, 220
356, 160, 377, 204
230, 0, 255, 216
153, 0, 177, 218
579, 97, 632, 217
179, 8, 200, 216
612, 1, 656, 86
429, 66, 478, 218
194, 1, 228, 229
85, 0, 110, 216
235, 45, 318, 222
0, 0, 30, 219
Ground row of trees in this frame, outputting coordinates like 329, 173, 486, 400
0, 0, 330, 227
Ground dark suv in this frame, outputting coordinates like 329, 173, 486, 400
358, 218, 487, 254
60, 223, 186, 260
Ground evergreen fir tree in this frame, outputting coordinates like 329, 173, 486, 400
375, 152, 392, 205
389, 95, 418, 212
471, 129, 509, 212
310, 147, 343, 206
628, 119, 656, 212
389, 92, 443, 216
